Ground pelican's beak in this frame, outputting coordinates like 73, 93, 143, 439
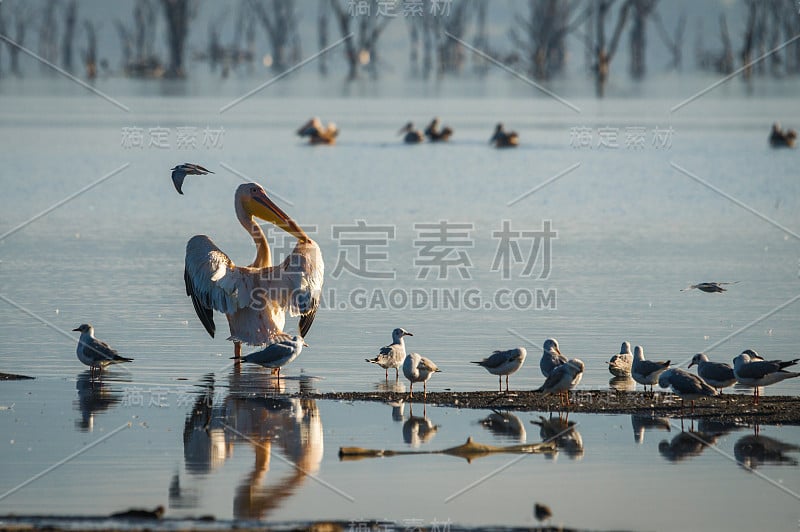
303, 341, 309, 347
251, 188, 308, 241
555, 346, 562, 355
405, 331, 414, 337
72, 327, 80, 332
398, 124, 410, 135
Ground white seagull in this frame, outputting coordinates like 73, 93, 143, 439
402, 352, 441, 401
240, 334, 307, 379
471, 347, 527, 392
607, 341, 633, 377
688, 353, 736, 393
658, 368, 718, 414
537, 358, 585, 407
72, 324, 133, 377
631, 345, 670, 394
733, 350, 800, 405
366, 328, 413, 380
540, 338, 567, 378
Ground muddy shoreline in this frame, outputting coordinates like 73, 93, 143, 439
302, 390, 800, 425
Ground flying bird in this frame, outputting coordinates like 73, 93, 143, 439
73, 324, 133, 377
680, 281, 738, 293
240, 334, 307, 379
471, 347, 527, 392
366, 327, 413, 380
183, 182, 324, 358
171, 163, 214, 195
403, 352, 441, 401
733, 350, 800, 405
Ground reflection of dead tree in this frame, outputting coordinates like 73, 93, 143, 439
718, 13, 734, 74
7, 2, 35, 76
61, 0, 77, 71
39, 0, 59, 72
116, 0, 164, 77
694, 16, 732, 75
404, 0, 474, 78
82, 20, 97, 79
202, 2, 255, 77
651, 7, 685, 71
318, 1, 329, 76
248, 0, 301, 72
510, 0, 588, 80
330, 0, 393, 80
472, 0, 489, 76
575, 0, 630, 96
628, 0, 656, 79
160, 0, 196, 78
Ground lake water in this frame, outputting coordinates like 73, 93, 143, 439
0, 73, 799, 530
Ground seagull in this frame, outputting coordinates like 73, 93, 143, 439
688, 353, 736, 393
680, 281, 738, 293
631, 345, 670, 394
607, 341, 633, 377
72, 324, 133, 377
239, 334, 307, 379
398, 122, 424, 144
402, 352, 441, 401
366, 328, 413, 380
170, 163, 214, 195
540, 338, 567, 378
471, 347, 527, 392
733, 350, 800, 405
537, 358, 585, 407
658, 368, 718, 415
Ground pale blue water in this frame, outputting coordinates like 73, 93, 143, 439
0, 75, 799, 530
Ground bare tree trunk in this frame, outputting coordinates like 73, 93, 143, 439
652, 7, 684, 71
39, 0, 59, 73
629, 0, 656, 80
82, 19, 97, 79
318, 1, 329, 76
249, 0, 299, 72
160, 0, 191, 78
719, 13, 733, 74
61, 0, 77, 70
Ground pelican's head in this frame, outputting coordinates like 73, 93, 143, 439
620, 341, 631, 354
72, 323, 93, 334
688, 353, 708, 368
633, 345, 644, 360
392, 328, 413, 342
297, 117, 322, 135
543, 338, 560, 355
490, 123, 504, 142
398, 122, 414, 135
236, 183, 308, 241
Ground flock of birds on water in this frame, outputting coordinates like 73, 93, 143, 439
68, 118, 798, 418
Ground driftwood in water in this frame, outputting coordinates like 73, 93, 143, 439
339, 436, 557, 463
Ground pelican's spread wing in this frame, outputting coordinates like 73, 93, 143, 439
284, 240, 324, 338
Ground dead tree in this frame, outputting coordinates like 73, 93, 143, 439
160, 0, 195, 78
628, 0, 656, 79
718, 13, 733, 74
38, 0, 59, 72
62, 0, 77, 70
472, 0, 489, 76
318, 1, 329, 75
82, 19, 97, 79
5, 1, 34, 76
248, 0, 301, 72
576, 0, 630, 96
114, 20, 133, 71
330, 0, 394, 80
651, 7, 685, 71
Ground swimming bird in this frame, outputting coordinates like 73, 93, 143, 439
540, 338, 567, 378
658, 368, 718, 415
471, 347, 527, 392
688, 353, 736, 393
296, 117, 338, 145
533, 502, 552, 524
171, 163, 214, 195
680, 281, 738, 293
769, 122, 797, 148
537, 358, 584, 407
733, 350, 800, 405
398, 122, 424, 144
631, 345, 670, 394
489, 123, 519, 148
366, 327, 413, 380
240, 334, 307, 379
183, 182, 324, 358
402, 352, 441, 400
424, 117, 453, 142
607, 341, 633, 377
72, 324, 133, 377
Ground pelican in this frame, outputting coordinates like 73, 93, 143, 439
471, 347, 527, 392
631, 345, 670, 394
240, 334, 307, 379
680, 281, 738, 293
537, 358, 584, 407
366, 327, 413, 380
183, 182, 324, 358
607, 340, 633, 377
402, 352, 441, 400
769, 122, 797, 148
733, 350, 800, 405
424, 117, 453, 142
490, 123, 519, 148
72, 324, 133, 377
658, 368, 718, 415
297, 117, 338, 145
688, 353, 736, 393
540, 338, 567, 378
398, 122, 424, 144
171, 163, 214, 195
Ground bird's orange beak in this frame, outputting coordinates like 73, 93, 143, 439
251, 188, 309, 241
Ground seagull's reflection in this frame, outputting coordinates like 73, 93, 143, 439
631, 414, 671, 444
609, 376, 636, 392
388, 400, 405, 422
375, 379, 406, 394
532, 414, 583, 460
183, 374, 227, 475
74, 370, 124, 432
402, 404, 439, 447
658, 431, 718, 462
697, 419, 743, 439
734, 433, 800, 469
479, 410, 526, 443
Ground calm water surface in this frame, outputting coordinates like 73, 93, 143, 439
0, 82, 799, 530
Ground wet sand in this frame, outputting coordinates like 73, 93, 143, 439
304, 390, 800, 425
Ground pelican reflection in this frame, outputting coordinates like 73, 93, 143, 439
74, 370, 123, 432
183, 374, 227, 475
